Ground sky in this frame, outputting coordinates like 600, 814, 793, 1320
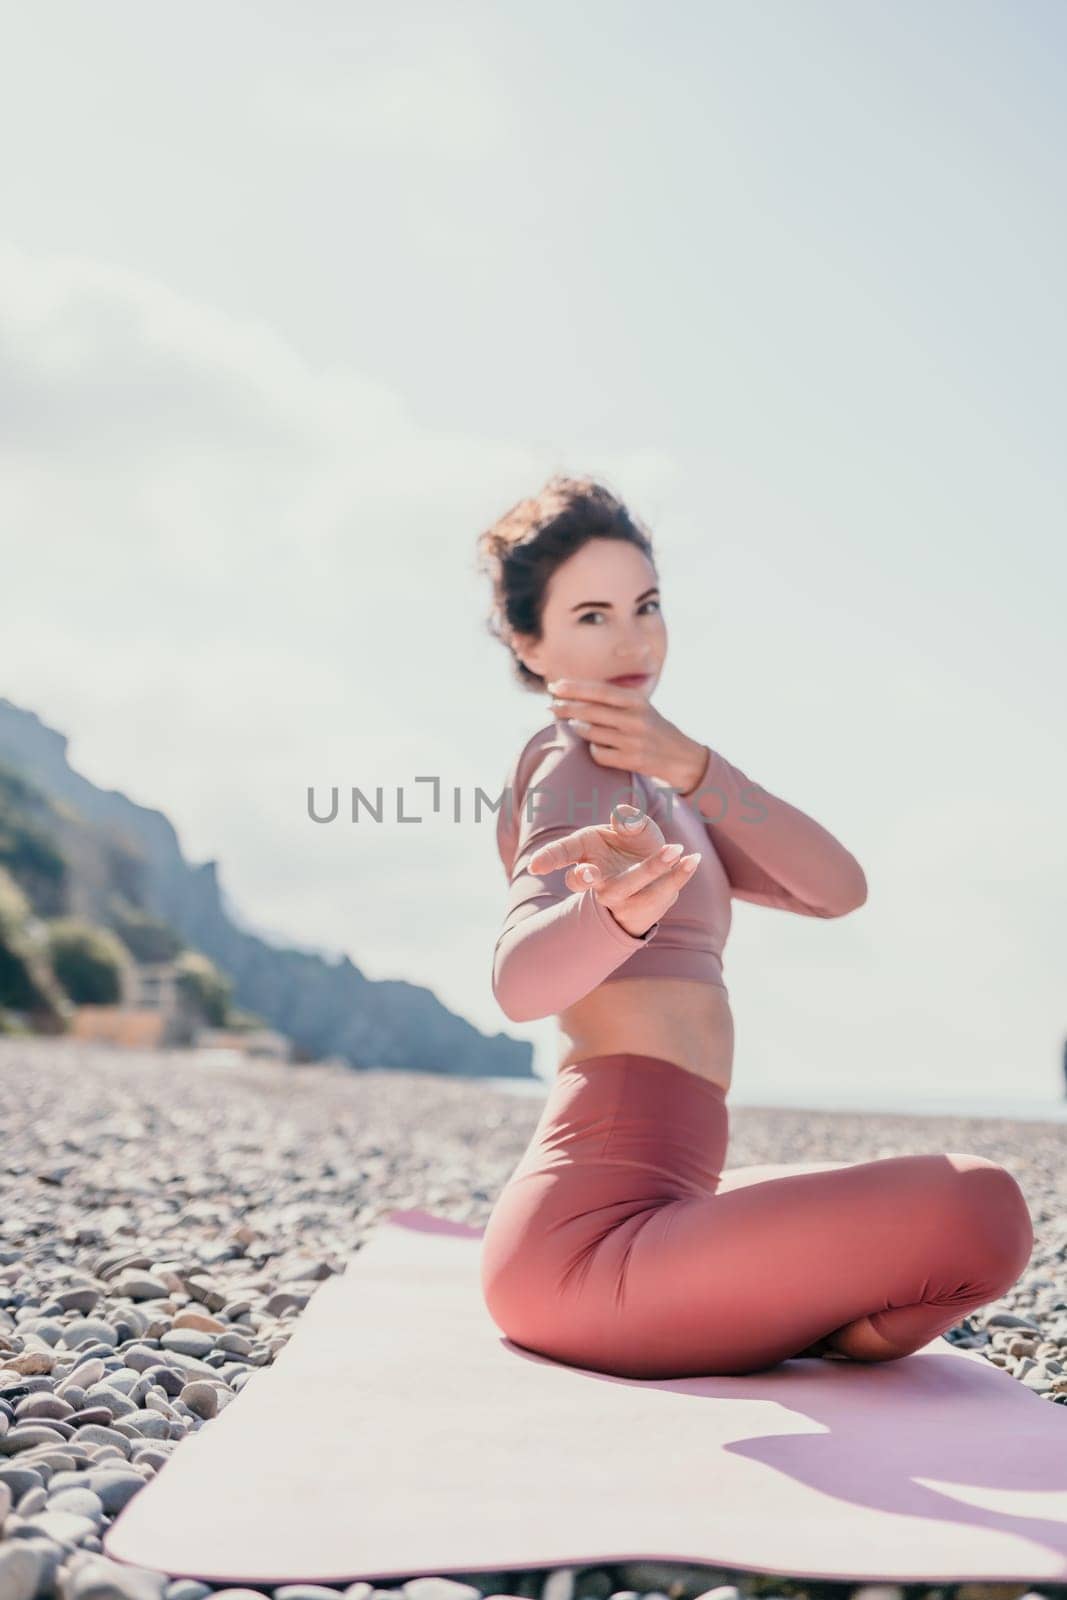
1, 0, 1064, 1104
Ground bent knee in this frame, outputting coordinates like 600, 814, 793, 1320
946, 1154, 1034, 1286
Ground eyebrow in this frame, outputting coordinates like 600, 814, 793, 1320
570, 586, 660, 613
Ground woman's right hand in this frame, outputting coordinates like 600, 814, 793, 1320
526, 802, 702, 937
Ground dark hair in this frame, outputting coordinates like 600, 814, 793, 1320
475, 474, 657, 693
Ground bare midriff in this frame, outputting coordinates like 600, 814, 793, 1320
555, 976, 735, 1092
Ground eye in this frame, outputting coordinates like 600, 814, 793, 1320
577, 599, 661, 625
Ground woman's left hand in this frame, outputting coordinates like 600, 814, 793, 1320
547, 677, 707, 793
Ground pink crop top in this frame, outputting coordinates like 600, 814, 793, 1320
492, 718, 867, 1023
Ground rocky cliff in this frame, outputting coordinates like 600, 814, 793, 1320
0, 696, 532, 1078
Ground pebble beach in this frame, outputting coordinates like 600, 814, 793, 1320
1, 1036, 1065, 1600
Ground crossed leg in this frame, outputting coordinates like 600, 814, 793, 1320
715, 1160, 859, 1358
714, 1160, 911, 1359
565, 1151, 1034, 1378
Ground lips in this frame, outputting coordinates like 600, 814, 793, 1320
609, 673, 649, 685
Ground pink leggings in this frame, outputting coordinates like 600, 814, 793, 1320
479, 1052, 1035, 1378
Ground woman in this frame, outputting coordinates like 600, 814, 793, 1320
475, 475, 1033, 1379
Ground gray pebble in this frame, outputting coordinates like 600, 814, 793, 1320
114, 1274, 173, 1301
9, 1507, 97, 1546
59, 1321, 120, 1350
66, 1555, 169, 1600
64, 1358, 107, 1388
50, 1468, 145, 1514
0, 1467, 44, 1502
0, 1543, 45, 1600
402, 1583, 482, 1600
70, 1425, 133, 1456
46, 1484, 105, 1521
274, 1590, 355, 1600
204, 1592, 273, 1600
158, 1329, 215, 1359
54, 1288, 102, 1316
0, 1424, 67, 1456
178, 1382, 218, 1419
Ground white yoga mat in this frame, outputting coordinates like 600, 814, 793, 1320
103, 1205, 1067, 1585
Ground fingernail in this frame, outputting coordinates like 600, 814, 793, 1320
660, 843, 683, 861
682, 853, 701, 870
578, 866, 595, 882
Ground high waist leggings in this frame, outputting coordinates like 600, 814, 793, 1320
479, 1053, 1035, 1379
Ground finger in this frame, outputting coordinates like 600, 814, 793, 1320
564, 715, 625, 742
555, 708, 636, 748
565, 861, 602, 892
549, 701, 630, 749
564, 831, 677, 893
596, 843, 694, 901
552, 696, 632, 728
609, 857, 703, 925
588, 739, 635, 768
596, 850, 702, 916
563, 845, 661, 891
527, 825, 611, 876
607, 804, 662, 846
547, 679, 644, 710
527, 806, 661, 874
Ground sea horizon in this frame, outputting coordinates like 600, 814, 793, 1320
486, 1075, 1067, 1124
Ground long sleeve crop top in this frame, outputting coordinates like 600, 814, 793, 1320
491, 718, 867, 1024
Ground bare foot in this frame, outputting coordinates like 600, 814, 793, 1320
794, 1333, 852, 1360
823, 1315, 903, 1362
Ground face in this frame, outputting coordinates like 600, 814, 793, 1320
512, 537, 667, 699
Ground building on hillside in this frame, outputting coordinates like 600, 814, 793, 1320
70, 959, 200, 1049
